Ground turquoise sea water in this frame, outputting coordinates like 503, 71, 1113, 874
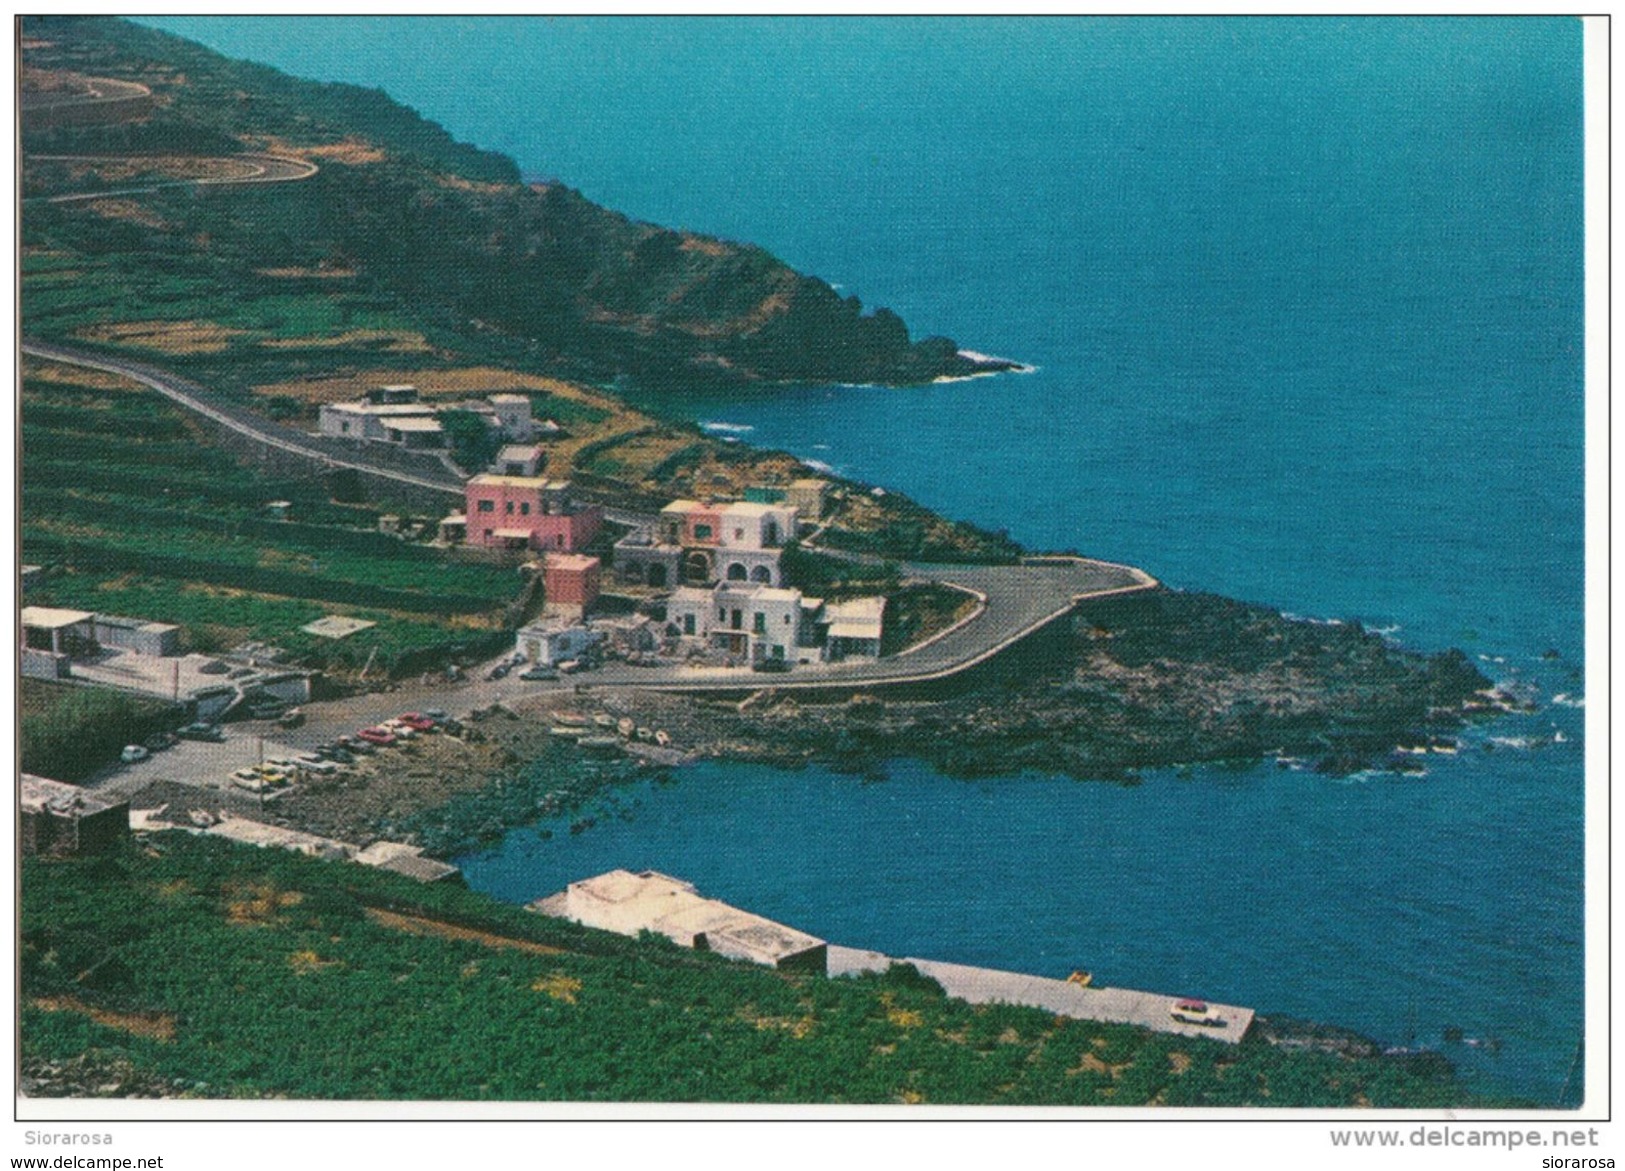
145, 17, 1587, 1103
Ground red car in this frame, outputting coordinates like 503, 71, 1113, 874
395, 712, 436, 733
356, 726, 397, 747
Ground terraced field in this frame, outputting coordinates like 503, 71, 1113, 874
21, 359, 523, 675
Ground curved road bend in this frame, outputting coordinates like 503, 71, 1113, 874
21, 341, 1157, 694
29, 152, 320, 204
20, 74, 152, 114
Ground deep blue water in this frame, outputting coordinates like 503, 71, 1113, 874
143, 17, 1587, 1104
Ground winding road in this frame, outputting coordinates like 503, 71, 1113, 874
24, 74, 319, 202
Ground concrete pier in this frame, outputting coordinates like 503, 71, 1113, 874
828, 945, 1253, 1044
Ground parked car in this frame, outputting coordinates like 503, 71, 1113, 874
297, 758, 341, 776
143, 731, 178, 752
486, 663, 511, 681
519, 666, 558, 682
197, 659, 229, 675
557, 659, 583, 675
395, 712, 436, 733
278, 708, 306, 729
356, 727, 397, 747
341, 736, 375, 755
120, 744, 150, 764
1170, 999, 1224, 1027
424, 709, 448, 721
752, 658, 791, 674
176, 723, 225, 742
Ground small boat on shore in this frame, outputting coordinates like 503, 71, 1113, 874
549, 725, 589, 739
617, 717, 636, 737
594, 713, 616, 729
553, 711, 589, 728
578, 736, 622, 755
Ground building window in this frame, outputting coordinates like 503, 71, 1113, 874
484, 529, 493, 539
784, 614, 792, 624
341, 421, 351, 434
683, 614, 695, 635
734, 528, 744, 541
521, 502, 530, 515
695, 524, 713, 540
477, 500, 494, 513
753, 612, 766, 633
506, 501, 514, 515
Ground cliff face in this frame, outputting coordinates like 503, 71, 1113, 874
21, 17, 1004, 388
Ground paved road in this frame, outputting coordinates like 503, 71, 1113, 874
29, 152, 320, 204
21, 74, 152, 114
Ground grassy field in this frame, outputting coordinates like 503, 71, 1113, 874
20, 833, 1492, 1106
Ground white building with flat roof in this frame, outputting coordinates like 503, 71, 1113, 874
515, 621, 601, 667
536, 869, 826, 972
824, 596, 887, 661
318, 400, 438, 442
666, 581, 808, 664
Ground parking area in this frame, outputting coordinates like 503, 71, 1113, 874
92, 733, 314, 800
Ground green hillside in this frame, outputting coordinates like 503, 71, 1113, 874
21, 16, 989, 389
21, 834, 1489, 1106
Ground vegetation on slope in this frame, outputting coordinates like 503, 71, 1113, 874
21, 16, 990, 389
21, 680, 180, 782
21, 834, 1490, 1106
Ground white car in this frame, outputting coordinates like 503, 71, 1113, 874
120, 745, 149, 764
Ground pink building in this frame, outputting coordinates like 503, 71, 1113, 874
465, 476, 603, 552
543, 553, 602, 620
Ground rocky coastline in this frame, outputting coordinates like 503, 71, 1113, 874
192, 587, 1509, 861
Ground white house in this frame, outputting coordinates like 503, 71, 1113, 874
515, 621, 602, 667
317, 386, 536, 447
666, 582, 809, 664
487, 394, 535, 440
317, 400, 439, 442
490, 443, 547, 478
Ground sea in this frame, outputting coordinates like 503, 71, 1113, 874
143, 16, 1589, 1104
